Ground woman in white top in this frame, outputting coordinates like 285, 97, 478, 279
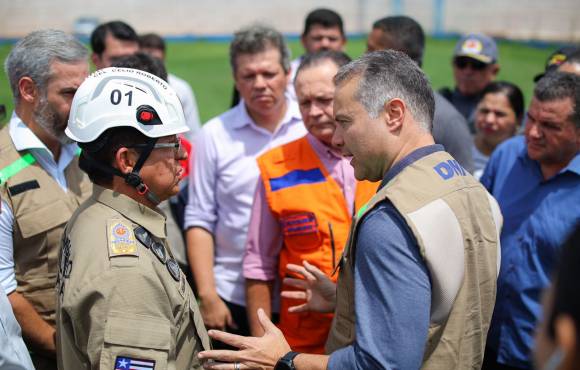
473, 81, 524, 179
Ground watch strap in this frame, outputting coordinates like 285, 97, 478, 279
274, 351, 300, 370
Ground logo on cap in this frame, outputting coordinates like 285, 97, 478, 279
547, 53, 567, 67
461, 39, 483, 55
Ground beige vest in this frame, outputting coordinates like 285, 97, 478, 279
57, 186, 210, 370
0, 127, 91, 326
326, 150, 502, 369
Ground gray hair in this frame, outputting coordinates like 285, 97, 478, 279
5, 29, 88, 103
295, 50, 351, 81
334, 50, 435, 132
229, 24, 291, 73
535, 72, 580, 128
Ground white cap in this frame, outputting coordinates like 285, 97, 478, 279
66, 67, 189, 143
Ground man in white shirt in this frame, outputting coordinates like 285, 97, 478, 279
139, 33, 203, 140
0, 30, 91, 370
184, 24, 306, 341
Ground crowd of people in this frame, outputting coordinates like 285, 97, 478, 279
0, 8, 579, 370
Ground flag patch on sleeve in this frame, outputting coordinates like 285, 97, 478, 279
115, 356, 155, 370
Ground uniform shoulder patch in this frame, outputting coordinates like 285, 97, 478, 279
107, 219, 139, 258
115, 356, 155, 369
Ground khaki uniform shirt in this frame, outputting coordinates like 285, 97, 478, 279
56, 185, 210, 370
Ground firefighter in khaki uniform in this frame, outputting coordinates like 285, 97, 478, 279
197, 50, 501, 370
56, 68, 210, 370
0, 30, 91, 370
243, 51, 377, 354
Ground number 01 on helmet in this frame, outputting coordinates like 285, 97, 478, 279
66, 67, 189, 143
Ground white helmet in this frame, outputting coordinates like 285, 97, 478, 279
66, 67, 189, 143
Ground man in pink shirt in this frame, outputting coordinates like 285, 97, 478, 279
243, 51, 378, 353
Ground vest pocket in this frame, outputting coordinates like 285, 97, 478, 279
280, 212, 323, 251
15, 200, 71, 238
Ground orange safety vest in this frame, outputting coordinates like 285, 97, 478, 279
257, 136, 378, 353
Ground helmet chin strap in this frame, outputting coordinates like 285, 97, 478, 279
122, 137, 162, 205
82, 137, 162, 206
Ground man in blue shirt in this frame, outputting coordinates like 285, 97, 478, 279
196, 50, 501, 370
481, 72, 580, 370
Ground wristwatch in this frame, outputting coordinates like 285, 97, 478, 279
274, 351, 300, 370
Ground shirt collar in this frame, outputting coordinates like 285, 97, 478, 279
231, 97, 302, 131
568, 153, 580, 175
517, 137, 580, 177
8, 111, 79, 157
380, 144, 445, 189
92, 185, 167, 239
306, 132, 343, 160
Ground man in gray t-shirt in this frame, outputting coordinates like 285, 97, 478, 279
367, 16, 474, 173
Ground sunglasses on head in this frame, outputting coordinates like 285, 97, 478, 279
454, 57, 488, 71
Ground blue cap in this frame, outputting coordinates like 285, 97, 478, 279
453, 33, 498, 64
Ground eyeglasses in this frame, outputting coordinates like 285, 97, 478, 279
128, 137, 183, 156
454, 57, 488, 71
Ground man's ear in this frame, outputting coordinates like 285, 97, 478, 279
383, 98, 406, 132
18, 77, 38, 104
491, 63, 500, 78
300, 34, 307, 51
114, 147, 137, 175
91, 53, 101, 69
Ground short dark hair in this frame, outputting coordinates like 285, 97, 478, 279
371, 16, 425, 67
335, 50, 435, 132
303, 8, 344, 37
534, 72, 580, 128
110, 52, 168, 82
548, 225, 580, 350
230, 24, 290, 73
139, 33, 166, 54
79, 127, 150, 186
90, 21, 138, 55
295, 50, 351, 80
481, 81, 525, 122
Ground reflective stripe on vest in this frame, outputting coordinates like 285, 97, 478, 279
0, 148, 81, 186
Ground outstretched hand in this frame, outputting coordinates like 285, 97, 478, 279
281, 261, 337, 314
198, 308, 290, 370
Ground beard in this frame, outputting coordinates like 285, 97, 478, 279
33, 96, 73, 145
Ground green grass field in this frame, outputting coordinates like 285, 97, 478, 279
0, 37, 552, 125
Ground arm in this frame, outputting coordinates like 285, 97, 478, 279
186, 227, 234, 330
245, 280, 274, 336
243, 182, 282, 336
7, 291, 55, 356
0, 287, 35, 370
184, 126, 233, 330
327, 202, 431, 370
64, 267, 182, 369
0, 199, 55, 356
